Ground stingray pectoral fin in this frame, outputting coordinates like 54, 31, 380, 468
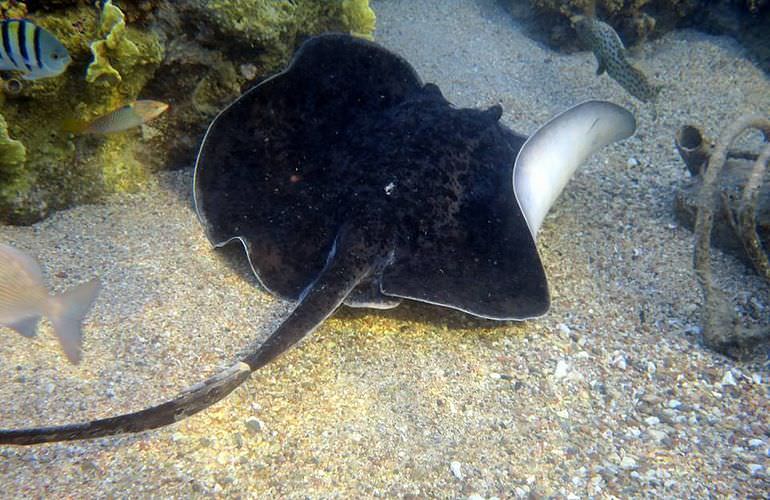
513, 100, 636, 238
0, 229, 374, 446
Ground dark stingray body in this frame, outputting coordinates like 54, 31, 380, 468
1, 34, 548, 445
195, 34, 545, 319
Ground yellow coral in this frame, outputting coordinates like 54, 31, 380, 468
86, 0, 139, 83
0, 113, 26, 174
342, 0, 377, 40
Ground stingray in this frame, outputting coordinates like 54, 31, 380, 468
0, 34, 635, 445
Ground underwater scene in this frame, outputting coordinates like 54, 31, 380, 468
0, 0, 768, 496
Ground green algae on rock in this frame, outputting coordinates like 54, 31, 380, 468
0, 113, 29, 203
143, 0, 377, 169
0, 4, 163, 224
182, 0, 376, 69
0, 114, 26, 169
0, 1, 28, 19
0, 0, 376, 224
341, 0, 377, 39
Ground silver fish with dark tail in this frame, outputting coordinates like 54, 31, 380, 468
0, 244, 100, 364
573, 15, 659, 103
65, 100, 169, 134
0, 19, 70, 80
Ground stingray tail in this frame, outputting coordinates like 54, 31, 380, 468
243, 231, 375, 371
0, 228, 375, 446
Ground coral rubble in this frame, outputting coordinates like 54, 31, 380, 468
506, 0, 770, 73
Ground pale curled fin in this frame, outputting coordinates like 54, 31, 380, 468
513, 100, 636, 239
6, 316, 41, 338
0, 229, 376, 445
48, 279, 101, 364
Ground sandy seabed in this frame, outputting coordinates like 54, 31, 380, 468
1, 0, 768, 497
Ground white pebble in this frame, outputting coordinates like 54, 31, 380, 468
747, 438, 765, 449
644, 416, 660, 426
554, 359, 570, 379
646, 362, 657, 378
609, 351, 627, 370
620, 456, 638, 470
557, 323, 571, 337
667, 399, 682, 409
647, 429, 669, 444
748, 464, 763, 475
239, 63, 258, 80
626, 157, 639, 167
721, 371, 737, 387
450, 461, 463, 480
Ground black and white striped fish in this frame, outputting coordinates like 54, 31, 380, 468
0, 19, 71, 80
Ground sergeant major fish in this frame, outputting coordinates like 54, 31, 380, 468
0, 19, 71, 80
0, 244, 100, 364
573, 15, 659, 104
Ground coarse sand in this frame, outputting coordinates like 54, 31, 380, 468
0, 0, 768, 496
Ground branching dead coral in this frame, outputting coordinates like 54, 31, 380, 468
693, 114, 770, 354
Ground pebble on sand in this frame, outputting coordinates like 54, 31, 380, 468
450, 461, 463, 480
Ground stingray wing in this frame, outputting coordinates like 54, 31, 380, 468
380, 185, 549, 321
379, 115, 549, 321
193, 34, 424, 299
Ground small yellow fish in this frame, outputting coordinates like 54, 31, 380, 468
573, 15, 659, 103
65, 100, 169, 134
0, 243, 100, 364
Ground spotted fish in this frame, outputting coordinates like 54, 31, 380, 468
0, 19, 70, 80
573, 16, 659, 104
